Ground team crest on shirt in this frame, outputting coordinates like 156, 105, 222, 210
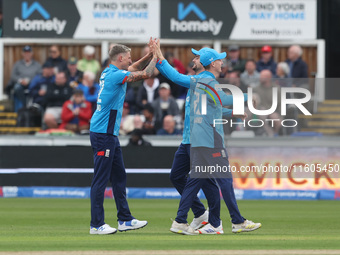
122, 70, 128, 74
221, 149, 226, 158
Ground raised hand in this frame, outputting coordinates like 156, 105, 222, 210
153, 38, 164, 60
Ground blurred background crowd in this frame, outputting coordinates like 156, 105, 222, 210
4, 43, 310, 139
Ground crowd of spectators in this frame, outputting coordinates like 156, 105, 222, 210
5, 43, 310, 137
224, 45, 309, 136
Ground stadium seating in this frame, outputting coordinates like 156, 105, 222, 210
299, 100, 340, 135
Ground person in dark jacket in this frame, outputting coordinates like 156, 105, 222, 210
136, 77, 160, 112
127, 129, 152, 146
286, 45, 308, 78
152, 82, 179, 130
141, 103, 156, 134
285, 45, 308, 89
43, 72, 73, 129
44, 45, 68, 73
66, 57, 83, 87
29, 62, 55, 108
256, 45, 277, 75
226, 45, 247, 73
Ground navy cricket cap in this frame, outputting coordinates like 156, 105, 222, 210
42, 62, 54, 68
191, 47, 210, 56
22, 45, 32, 52
200, 48, 227, 67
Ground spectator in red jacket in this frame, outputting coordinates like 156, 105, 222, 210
60, 89, 92, 133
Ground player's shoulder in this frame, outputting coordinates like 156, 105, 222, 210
111, 68, 130, 79
101, 67, 127, 79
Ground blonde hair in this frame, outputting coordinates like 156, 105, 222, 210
109, 44, 131, 61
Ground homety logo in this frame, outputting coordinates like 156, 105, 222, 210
14, 1, 67, 34
171, 2, 223, 35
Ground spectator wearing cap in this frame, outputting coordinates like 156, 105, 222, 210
256, 45, 277, 75
226, 45, 246, 73
127, 129, 152, 146
119, 103, 135, 135
152, 82, 179, 131
28, 62, 55, 108
136, 76, 160, 112
141, 103, 156, 134
44, 45, 68, 73
60, 89, 92, 133
67, 57, 83, 87
156, 115, 182, 135
285, 45, 308, 78
79, 71, 100, 113
8, 45, 42, 111
77, 45, 101, 75
241, 59, 260, 88
43, 72, 73, 129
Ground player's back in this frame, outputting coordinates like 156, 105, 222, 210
90, 64, 130, 136
190, 75, 224, 149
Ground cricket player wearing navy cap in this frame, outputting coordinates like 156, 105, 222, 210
89, 41, 158, 235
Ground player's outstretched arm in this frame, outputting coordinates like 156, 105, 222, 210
126, 55, 158, 83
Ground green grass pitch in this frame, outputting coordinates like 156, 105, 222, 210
0, 198, 339, 251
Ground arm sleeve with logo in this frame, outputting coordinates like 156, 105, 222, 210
156, 60, 191, 88
116, 70, 131, 84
